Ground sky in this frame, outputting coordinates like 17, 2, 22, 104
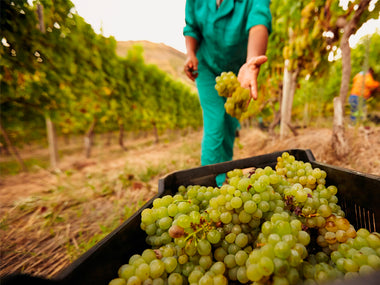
70, 0, 187, 53
70, 0, 380, 54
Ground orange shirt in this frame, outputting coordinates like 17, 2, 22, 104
350, 72, 380, 99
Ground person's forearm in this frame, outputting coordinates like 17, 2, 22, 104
246, 25, 268, 62
185, 36, 199, 56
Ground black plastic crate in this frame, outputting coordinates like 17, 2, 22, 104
1, 149, 379, 285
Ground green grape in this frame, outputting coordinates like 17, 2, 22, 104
207, 229, 221, 244
258, 200, 270, 212
238, 210, 252, 223
273, 257, 290, 277
246, 263, 264, 282
142, 209, 156, 225
272, 276, 291, 285
109, 278, 126, 285
230, 196, 243, 209
197, 240, 212, 256
235, 233, 248, 248
156, 207, 169, 219
162, 256, 178, 273
220, 211, 232, 224
276, 221, 292, 236
126, 276, 141, 285
353, 236, 369, 249
228, 243, 240, 255
331, 251, 344, 263
213, 274, 228, 285
359, 264, 375, 275
210, 261, 225, 275
236, 266, 249, 283
286, 267, 300, 285
145, 224, 157, 236
135, 263, 150, 281
343, 259, 360, 272
185, 239, 197, 256
261, 221, 273, 235
352, 251, 368, 266
318, 204, 332, 218
167, 273, 183, 285
131, 256, 146, 267
235, 250, 248, 266
188, 269, 203, 284
288, 249, 302, 267
224, 254, 237, 268
176, 215, 191, 229
302, 262, 315, 279
149, 260, 165, 279
294, 189, 308, 203
368, 254, 380, 269
282, 234, 296, 248
199, 255, 212, 270
225, 232, 236, 244
142, 249, 157, 264
274, 241, 291, 259
298, 230, 311, 246
367, 233, 380, 248
118, 264, 135, 280
158, 216, 172, 230
259, 256, 274, 276
243, 200, 257, 214
167, 204, 178, 217
214, 247, 227, 262
268, 233, 281, 245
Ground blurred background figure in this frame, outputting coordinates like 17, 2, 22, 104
348, 67, 380, 125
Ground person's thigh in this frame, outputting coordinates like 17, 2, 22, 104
196, 65, 228, 165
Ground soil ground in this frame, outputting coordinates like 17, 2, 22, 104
1, 126, 379, 279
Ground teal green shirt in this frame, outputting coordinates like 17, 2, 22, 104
183, 0, 272, 75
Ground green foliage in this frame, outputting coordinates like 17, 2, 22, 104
292, 32, 380, 122
1, 0, 378, 152
0, 0, 202, 149
243, 0, 379, 126
351, 33, 380, 76
0, 156, 50, 175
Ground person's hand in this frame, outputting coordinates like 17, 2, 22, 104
237, 55, 268, 100
184, 54, 199, 81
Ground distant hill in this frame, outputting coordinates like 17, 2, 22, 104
116, 40, 196, 90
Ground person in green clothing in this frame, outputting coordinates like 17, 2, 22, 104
183, 0, 272, 186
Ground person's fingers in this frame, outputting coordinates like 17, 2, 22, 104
248, 55, 268, 68
250, 85, 258, 100
184, 66, 198, 81
250, 78, 258, 100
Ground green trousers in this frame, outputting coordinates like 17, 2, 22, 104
196, 63, 240, 186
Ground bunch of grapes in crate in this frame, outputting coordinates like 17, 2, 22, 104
109, 152, 380, 285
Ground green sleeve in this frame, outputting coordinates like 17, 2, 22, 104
246, 0, 272, 34
183, 0, 202, 41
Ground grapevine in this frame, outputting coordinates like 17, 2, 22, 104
109, 152, 380, 285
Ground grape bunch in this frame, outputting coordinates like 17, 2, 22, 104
108, 152, 380, 285
331, 229, 380, 277
317, 214, 357, 254
215, 71, 250, 120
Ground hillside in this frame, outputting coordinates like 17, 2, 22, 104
116, 40, 196, 90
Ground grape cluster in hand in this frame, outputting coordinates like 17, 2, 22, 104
215, 71, 250, 120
